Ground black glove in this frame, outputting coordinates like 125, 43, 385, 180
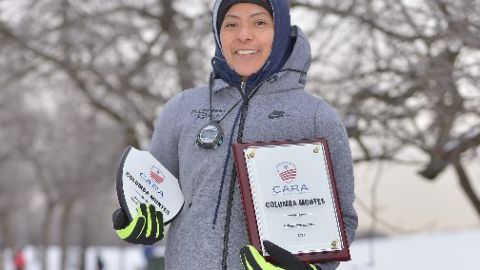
112, 203, 164, 245
240, 240, 321, 270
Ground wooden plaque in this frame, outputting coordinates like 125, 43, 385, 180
232, 139, 350, 263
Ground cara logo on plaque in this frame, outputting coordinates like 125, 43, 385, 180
273, 162, 310, 196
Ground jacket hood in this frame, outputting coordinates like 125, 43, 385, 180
211, 0, 293, 93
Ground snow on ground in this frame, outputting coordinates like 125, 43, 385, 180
2, 228, 479, 270
342, 228, 480, 270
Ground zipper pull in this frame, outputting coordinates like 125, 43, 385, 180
240, 81, 246, 95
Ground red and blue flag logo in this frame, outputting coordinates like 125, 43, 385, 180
149, 166, 165, 184
277, 162, 297, 183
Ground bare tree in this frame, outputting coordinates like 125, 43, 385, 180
1, 2, 212, 268
0, 82, 36, 249
292, 0, 480, 218
17, 85, 125, 270
0, 0, 212, 147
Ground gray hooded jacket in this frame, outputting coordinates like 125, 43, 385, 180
149, 25, 357, 270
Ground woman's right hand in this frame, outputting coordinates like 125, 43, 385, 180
112, 203, 164, 245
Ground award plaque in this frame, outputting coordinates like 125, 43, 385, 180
232, 139, 350, 263
116, 146, 184, 224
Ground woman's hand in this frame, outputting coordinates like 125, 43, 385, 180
112, 203, 164, 245
240, 240, 320, 270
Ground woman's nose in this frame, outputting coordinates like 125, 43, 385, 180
237, 26, 253, 42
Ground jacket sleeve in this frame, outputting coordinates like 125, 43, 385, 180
148, 92, 184, 179
312, 99, 358, 270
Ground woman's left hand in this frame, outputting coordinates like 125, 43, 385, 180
240, 241, 321, 270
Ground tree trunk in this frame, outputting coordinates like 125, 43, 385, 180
453, 160, 480, 219
78, 244, 87, 270
0, 214, 11, 270
78, 206, 89, 270
40, 202, 55, 270
0, 244, 4, 270
159, 0, 196, 90
0, 212, 13, 248
59, 200, 75, 270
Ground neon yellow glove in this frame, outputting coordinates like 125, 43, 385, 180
112, 203, 163, 245
240, 241, 320, 270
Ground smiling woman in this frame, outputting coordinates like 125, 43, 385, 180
112, 1, 358, 270
219, 3, 274, 79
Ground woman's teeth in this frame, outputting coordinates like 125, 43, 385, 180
237, 50, 258, 55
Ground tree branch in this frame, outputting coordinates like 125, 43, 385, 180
453, 160, 480, 219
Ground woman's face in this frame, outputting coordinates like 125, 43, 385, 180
220, 3, 274, 80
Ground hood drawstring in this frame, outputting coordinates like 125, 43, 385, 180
212, 101, 244, 227
221, 97, 250, 269
212, 79, 247, 227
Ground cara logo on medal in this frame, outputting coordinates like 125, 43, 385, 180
115, 146, 184, 223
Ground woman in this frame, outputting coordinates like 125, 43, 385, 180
113, 1, 357, 269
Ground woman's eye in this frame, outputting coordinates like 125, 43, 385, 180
224, 23, 237, 29
256, 20, 267, 26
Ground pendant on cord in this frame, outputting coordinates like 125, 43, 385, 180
196, 121, 224, 149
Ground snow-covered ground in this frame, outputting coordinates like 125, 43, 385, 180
342, 228, 480, 270
3, 228, 479, 270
